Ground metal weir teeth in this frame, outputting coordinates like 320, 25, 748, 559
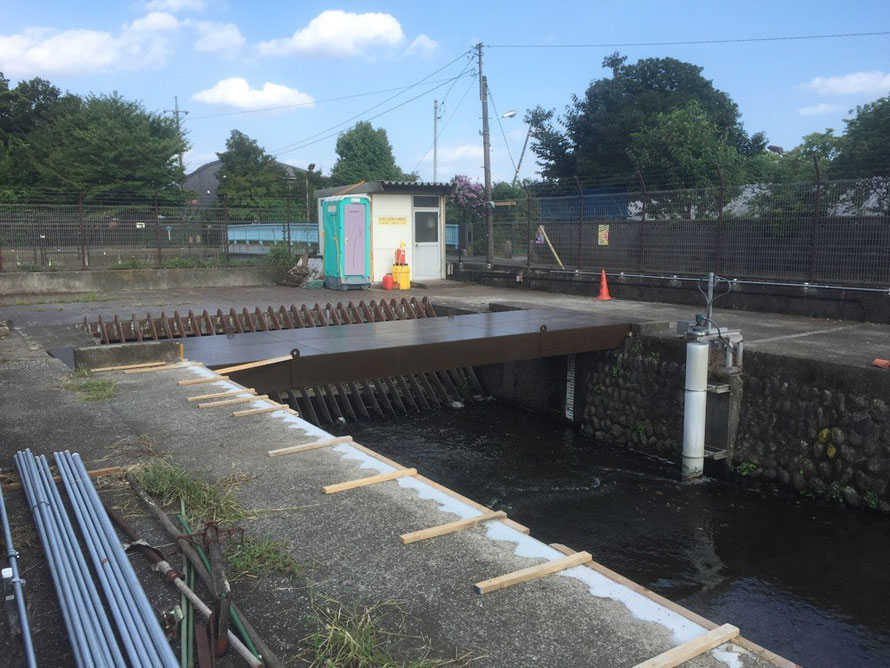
86, 296, 486, 425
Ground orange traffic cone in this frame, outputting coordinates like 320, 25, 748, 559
596, 269, 613, 301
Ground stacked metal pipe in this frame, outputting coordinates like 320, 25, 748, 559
0, 472, 37, 667
16, 449, 178, 667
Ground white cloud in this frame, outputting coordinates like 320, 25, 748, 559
405, 34, 438, 58
190, 20, 244, 56
433, 144, 483, 162
257, 10, 404, 58
192, 77, 315, 110
798, 103, 843, 116
0, 13, 179, 77
145, 0, 204, 12
805, 70, 890, 96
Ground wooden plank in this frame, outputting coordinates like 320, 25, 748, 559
633, 624, 739, 668
2, 465, 132, 491
187, 388, 256, 402
91, 361, 167, 372
343, 440, 531, 536
400, 510, 507, 544
323, 468, 417, 495
267, 435, 353, 458
125, 361, 196, 374
215, 355, 291, 375
548, 543, 798, 668
178, 375, 228, 386
474, 551, 592, 595
198, 394, 268, 409
232, 405, 293, 418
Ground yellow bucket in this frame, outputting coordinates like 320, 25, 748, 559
391, 264, 410, 290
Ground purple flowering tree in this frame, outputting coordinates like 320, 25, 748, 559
448, 175, 486, 255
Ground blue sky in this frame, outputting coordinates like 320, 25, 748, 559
2, 1, 889, 182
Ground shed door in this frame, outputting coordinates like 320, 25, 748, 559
343, 204, 366, 276
413, 210, 440, 280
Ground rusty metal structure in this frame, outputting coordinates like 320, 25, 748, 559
85, 297, 487, 426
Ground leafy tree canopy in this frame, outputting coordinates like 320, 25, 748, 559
0, 74, 79, 148
832, 95, 890, 179
216, 129, 287, 209
526, 53, 766, 183
10, 92, 186, 198
329, 121, 416, 186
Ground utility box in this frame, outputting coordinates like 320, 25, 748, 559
321, 195, 371, 290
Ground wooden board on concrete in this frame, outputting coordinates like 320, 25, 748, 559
400, 510, 507, 544
198, 394, 267, 409
188, 389, 257, 402
267, 436, 353, 457
474, 551, 591, 595
323, 468, 417, 494
125, 361, 196, 374
178, 375, 228, 386
232, 404, 292, 418
92, 361, 167, 372
633, 624, 739, 668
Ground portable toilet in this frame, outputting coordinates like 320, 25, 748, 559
321, 195, 371, 290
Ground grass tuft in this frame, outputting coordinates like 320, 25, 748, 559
302, 598, 455, 667
65, 367, 117, 401
226, 536, 306, 581
133, 458, 244, 525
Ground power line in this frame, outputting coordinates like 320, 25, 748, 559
187, 76, 473, 120
274, 73, 473, 158
486, 30, 890, 49
270, 49, 474, 155
411, 72, 478, 176
486, 84, 518, 176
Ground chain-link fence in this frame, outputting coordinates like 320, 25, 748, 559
0, 196, 307, 271
453, 178, 890, 288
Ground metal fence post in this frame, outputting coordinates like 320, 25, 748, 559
77, 189, 87, 270
809, 156, 821, 282
153, 190, 162, 268
715, 163, 725, 273
285, 182, 292, 250
637, 170, 647, 272
525, 188, 532, 271
223, 194, 230, 262
574, 176, 584, 270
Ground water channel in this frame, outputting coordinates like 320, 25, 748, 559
337, 401, 890, 667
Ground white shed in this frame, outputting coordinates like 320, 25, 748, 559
315, 181, 452, 284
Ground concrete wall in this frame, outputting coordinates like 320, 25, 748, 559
0, 266, 282, 296
371, 194, 413, 282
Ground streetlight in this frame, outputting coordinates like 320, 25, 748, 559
501, 110, 517, 119
305, 163, 316, 222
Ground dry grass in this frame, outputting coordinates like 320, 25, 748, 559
226, 536, 307, 581
64, 367, 117, 401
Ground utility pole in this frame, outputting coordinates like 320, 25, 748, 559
477, 43, 493, 264
433, 99, 439, 182
164, 96, 189, 173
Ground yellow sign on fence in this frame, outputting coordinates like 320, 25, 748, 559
598, 224, 610, 246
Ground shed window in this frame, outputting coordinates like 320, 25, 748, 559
413, 195, 439, 208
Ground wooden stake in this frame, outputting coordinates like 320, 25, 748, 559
400, 510, 506, 544
125, 362, 196, 374
187, 389, 256, 402
633, 624, 739, 668
198, 394, 268, 409
474, 551, 591, 595
232, 405, 293, 418
178, 376, 228, 386
267, 435, 353, 457
92, 361, 167, 372
537, 225, 565, 269
323, 468, 417, 494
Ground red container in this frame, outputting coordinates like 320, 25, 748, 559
394, 248, 406, 265
382, 274, 394, 290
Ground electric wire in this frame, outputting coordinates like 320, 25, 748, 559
486, 31, 890, 48
487, 84, 518, 175
411, 72, 478, 176
270, 49, 473, 155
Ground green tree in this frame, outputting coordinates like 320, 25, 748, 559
832, 96, 890, 179
328, 121, 416, 185
216, 130, 287, 210
0, 74, 78, 148
11, 92, 186, 198
527, 53, 765, 183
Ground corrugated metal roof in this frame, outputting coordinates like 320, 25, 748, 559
314, 180, 453, 199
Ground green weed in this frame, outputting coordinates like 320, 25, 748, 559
226, 536, 305, 581
734, 462, 758, 476
864, 490, 879, 510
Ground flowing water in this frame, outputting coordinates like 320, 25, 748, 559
337, 402, 890, 667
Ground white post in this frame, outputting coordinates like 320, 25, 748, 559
682, 341, 709, 480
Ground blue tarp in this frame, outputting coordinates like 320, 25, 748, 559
540, 188, 628, 221
227, 223, 317, 244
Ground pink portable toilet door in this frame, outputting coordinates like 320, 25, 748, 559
343, 204, 366, 276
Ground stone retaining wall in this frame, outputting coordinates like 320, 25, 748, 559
579, 335, 890, 513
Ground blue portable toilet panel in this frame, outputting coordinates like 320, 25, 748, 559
321, 196, 371, 290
